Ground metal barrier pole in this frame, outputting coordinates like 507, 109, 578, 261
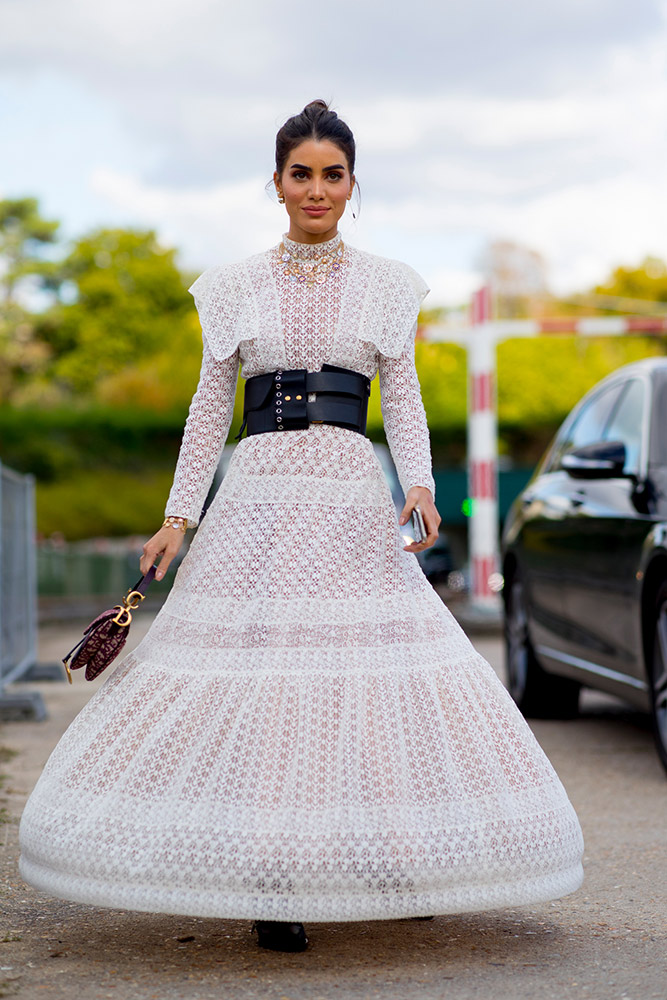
466, 323, 501, 611
0, 460, 45, 720
0, 460, 3, 687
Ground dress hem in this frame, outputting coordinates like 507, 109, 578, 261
19, 856, 584, 923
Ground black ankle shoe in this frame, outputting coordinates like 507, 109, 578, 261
252, 921, 309, 952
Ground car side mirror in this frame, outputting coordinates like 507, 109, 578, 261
561, 440, 627, 479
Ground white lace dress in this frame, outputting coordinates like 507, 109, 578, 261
19, 233, 584, 921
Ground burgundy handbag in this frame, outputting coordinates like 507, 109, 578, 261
63, 565, 157, 682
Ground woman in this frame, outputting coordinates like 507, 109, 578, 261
19, 101, 583, 954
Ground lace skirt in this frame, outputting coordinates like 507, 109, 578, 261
19, 426, 583, 921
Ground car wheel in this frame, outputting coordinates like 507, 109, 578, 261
650, 584, 667, 775
504, 572, 580, 719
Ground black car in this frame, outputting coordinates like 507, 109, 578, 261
502, 357, 667, 774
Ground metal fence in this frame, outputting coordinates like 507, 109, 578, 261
37, 537, 184, 620
0, 460, 40, 714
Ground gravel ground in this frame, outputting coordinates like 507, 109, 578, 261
1, 619, 666, 1000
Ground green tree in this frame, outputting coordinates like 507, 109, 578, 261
41, 228, 194, 396
595, 256, 667, 305
0, 197, 60, 303
0, 197, 60, 400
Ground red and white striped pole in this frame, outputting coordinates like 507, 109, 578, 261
467, 286, 501, 609
420, 306, 667, 609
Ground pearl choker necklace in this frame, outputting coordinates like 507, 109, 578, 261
280, 239, 344, 287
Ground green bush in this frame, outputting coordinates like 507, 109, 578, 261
7, 334, 667, 539
0, 404, 188, 480
36, 467, 175, 540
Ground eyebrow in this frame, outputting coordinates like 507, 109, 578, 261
289, 162, 346, 171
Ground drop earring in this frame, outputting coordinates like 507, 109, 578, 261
277, 192, 285, 204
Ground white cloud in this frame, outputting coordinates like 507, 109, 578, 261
426, 267, 481, 309
90, 155, 667, 306
508, 171, 667, 294
89, 167, 280, 267
2, 0, 667, 306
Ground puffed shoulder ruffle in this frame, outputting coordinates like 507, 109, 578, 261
188, 257, 262, 361
352, 252, 430, 358
189, 248, 429, 362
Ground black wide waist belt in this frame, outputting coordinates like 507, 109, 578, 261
235, 364, 371, 440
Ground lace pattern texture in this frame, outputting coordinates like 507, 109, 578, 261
164, 235, 434, 526
19, 237, 583, 921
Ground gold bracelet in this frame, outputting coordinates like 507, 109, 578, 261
162, 516, 187, 533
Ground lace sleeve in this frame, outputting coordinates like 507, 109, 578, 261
164, 337, 239, 528
379, 322, 436, 500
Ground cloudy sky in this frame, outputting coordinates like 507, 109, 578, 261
2, 0, 667, 305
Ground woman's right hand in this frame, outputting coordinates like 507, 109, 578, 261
140, 524, 186, 580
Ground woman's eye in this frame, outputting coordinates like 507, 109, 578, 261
292, 171, 308, 179
328, 172, 343, 181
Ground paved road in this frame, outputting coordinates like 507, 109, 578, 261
1, 618, 666, 1000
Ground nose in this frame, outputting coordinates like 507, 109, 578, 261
309, 176, 325, 199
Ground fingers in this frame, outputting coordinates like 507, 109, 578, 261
400, 486, 442, 552
403, 534, 438, 553
140, 527, 185, 580
139, 536, 161, 576
154, 557, 172, 581
403, 529, 439, 554
399, 486, 435, 524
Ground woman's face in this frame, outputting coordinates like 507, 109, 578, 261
274, 139, 355, 244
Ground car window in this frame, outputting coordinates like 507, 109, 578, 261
547, 383, 624, 471
602, 378, 645, 474
650, 377, 667, 465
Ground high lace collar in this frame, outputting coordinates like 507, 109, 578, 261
281, 231, 343, 258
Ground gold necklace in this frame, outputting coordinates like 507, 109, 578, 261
280, 239, 344, 287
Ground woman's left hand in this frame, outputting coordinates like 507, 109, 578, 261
399, 486, 442, 553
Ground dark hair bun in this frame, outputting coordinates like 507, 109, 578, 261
275, 101, 356, 175
303, 99, 329, 113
